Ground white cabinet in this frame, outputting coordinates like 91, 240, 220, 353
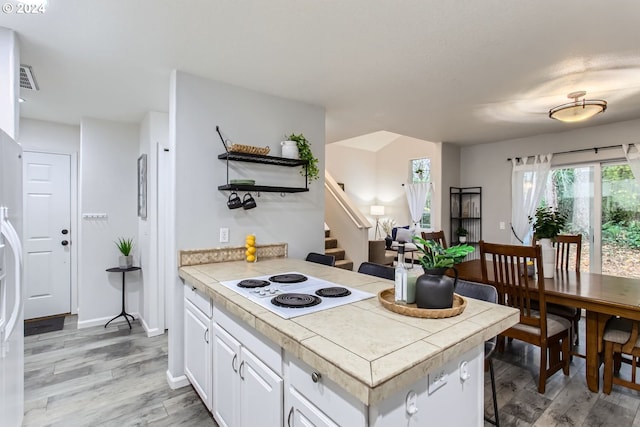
287, 387, 339, 427
212, 321, 283, 427
184, 297, 212, 410
212, 323, 240, 427
285, 354, 366, 427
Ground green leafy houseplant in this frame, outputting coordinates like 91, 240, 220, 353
455, 227, 468, 237
412, 235, 475, 270
528, 206, 568, 239
287, 133, 320, 182
115, 237, 133, 256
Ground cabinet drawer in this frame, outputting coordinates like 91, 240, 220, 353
185, 284, 212, 318
287, 354, 366, 427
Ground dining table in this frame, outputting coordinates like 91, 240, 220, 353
453, 259, 640, 392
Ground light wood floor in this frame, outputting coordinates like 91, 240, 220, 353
22, 316, 216, 427
22, 315, 640, 427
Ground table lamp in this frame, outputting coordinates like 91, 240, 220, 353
370, 205, 385, 239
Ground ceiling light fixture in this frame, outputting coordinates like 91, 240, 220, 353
549, 91, 607, 123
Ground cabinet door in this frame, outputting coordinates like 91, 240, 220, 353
184, 300, 211, 410
239, 347, 284, 427
212, 323, 241, 427
287, 387, 339, 427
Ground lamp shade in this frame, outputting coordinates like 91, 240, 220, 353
370, 205, 385, 216
549, 91, 607, 123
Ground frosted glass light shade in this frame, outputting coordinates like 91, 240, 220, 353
549, 98, 607, 123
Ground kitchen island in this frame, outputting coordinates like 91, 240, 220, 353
179, 255, 519, 426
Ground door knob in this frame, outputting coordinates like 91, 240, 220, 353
61, 229, 69, 235
61, 240, 69, 246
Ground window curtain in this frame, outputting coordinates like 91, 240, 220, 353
405, 182, 431, 231
623, 144, 640, 186
511, 154, 553, 244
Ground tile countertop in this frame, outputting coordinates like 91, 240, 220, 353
178, 258, 519, 406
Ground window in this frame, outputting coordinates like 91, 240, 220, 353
411, 158, 431, 228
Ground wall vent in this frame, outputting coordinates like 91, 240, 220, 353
19, 65, 39, 91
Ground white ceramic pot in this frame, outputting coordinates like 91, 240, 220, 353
119, 255, 133, 269
458, 236, 467, 243
539, 238, 555, 278
281, 140, 299, 159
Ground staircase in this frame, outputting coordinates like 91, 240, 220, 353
324, 230, 354, 271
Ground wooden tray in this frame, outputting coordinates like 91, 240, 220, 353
378, 288, 467, 318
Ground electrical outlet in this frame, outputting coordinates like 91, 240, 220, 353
499, 221, 506, 230
219, 227, 229, 243
428, 369, 447, 394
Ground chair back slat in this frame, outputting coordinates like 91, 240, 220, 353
480, 241, 547, 340
421, 230, 448, 249
554, 234, 582, 272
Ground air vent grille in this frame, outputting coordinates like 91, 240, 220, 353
19, 65, 39, 91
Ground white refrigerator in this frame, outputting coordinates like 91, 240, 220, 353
0, 129, 23, 427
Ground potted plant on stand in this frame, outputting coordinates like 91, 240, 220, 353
411, 236, 475, 309
528, 206, 567, 278
381, 218, 396, 249
115, 237, 134, 269
455, 226, 468, 243
286, 133, 320, 182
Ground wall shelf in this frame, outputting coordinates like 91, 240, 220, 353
218, 152, 307, 167
217, 184, 309, 193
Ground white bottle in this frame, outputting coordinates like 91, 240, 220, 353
395, 244, 408, 305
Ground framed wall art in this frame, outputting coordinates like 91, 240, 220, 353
138, 154, 147, 219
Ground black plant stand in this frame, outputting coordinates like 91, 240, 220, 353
105, 266, 141, 329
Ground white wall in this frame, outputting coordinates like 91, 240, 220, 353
138, 111, 168, 337
0, 27, 19, 139
78, 118, 141, 327
326, 135, 441, 239
167, 71, 325, 384
460, 118, 640, 244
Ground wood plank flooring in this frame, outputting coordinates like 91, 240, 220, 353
23, 315, 640, 426
22, 316, 216, 427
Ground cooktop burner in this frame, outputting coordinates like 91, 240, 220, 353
237, 279, 271, 289
271, 293, 321, 308
315, 287, 351, 298
269, 273, 308, 283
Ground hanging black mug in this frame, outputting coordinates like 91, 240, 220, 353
227, 192, 242, 209
243, 193, 257, 210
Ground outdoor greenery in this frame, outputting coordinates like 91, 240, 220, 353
115, 237, 134, 256
412, 235, 475, 269
287, 133, 320, 181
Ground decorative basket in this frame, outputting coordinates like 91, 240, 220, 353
377, 288, 467, 318
229, 143, 270, 156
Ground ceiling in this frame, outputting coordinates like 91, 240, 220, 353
2, 0, 640, 146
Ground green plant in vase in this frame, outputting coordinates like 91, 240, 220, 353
528, 205, 567, 278
410, 235, 475, 309
287, 133, 319, 182
115, 237, 134, 268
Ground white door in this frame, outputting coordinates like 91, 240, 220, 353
240, 346, 283, 427
288, 387, 339, 427
23, 151, 71, 319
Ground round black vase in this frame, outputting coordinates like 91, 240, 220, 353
384, 235, 393, 249
415, 267, 458, 309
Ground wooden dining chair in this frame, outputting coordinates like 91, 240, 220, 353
532, 234, 583, 347
603, 317, 640, 394
479, 240, 571, 393
421, 230, 448, 248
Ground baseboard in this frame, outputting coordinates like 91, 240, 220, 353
76, 312, 142, 329
166, 369, 190, 389
140, 317, 165, 338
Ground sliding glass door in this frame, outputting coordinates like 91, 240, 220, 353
543, 162, 640, 278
